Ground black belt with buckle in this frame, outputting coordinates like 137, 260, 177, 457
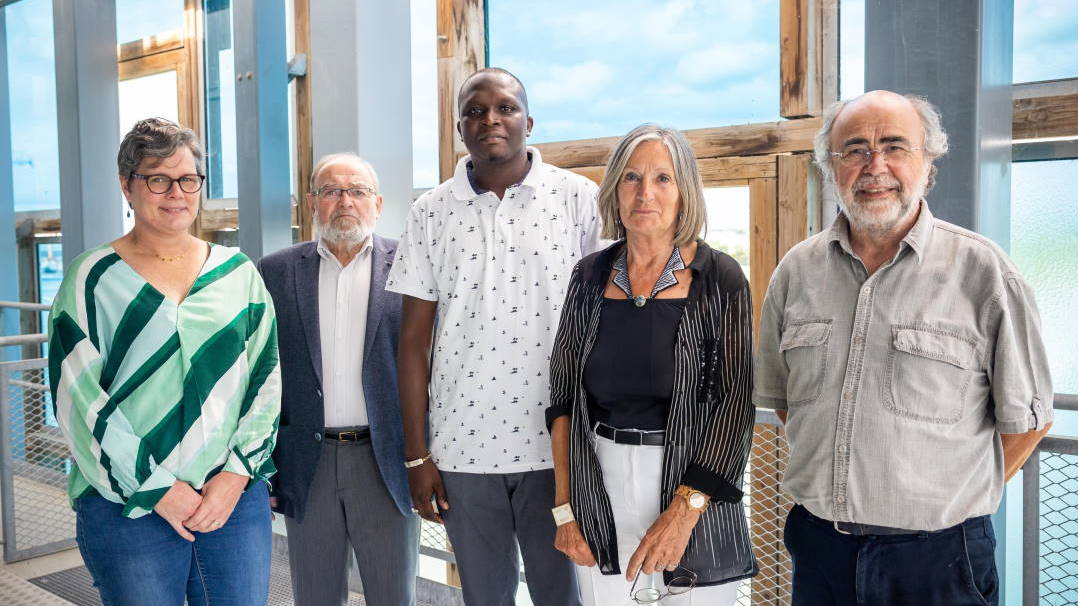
594, 423, 666, 446
802, 507, 923, 536
324, 427, 370, 442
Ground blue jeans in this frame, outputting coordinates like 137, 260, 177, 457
75, 482, 272, 606
783, 504, 998, 606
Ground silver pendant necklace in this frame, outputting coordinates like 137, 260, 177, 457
613, 246, 686, 307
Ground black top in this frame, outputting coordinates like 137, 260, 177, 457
584, 298, 686, 430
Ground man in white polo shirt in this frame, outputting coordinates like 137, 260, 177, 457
388, 68, 602, 605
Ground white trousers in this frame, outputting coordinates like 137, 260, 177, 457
576, 434, 740, 606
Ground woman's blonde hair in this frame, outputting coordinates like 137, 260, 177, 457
597, 123, 706, 247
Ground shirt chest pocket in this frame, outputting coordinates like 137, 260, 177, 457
884, 326, 981, 424
779, 320, 831, 406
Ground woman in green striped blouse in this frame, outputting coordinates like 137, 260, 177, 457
47, 118, 281, 605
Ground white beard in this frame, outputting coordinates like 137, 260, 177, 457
832, 168, 928, 234
316, 213, 374, 249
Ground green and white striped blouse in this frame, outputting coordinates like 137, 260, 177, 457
47, 243, 281, 518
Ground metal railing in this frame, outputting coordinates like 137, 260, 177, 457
0, 358, 75, 562
1023, 392, 1078, 606
0, 301, 50, 348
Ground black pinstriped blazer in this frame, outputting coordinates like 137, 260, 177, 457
546, 239, 758, 586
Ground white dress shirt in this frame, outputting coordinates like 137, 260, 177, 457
317, 237, 373, 428
386, 147, 604, 472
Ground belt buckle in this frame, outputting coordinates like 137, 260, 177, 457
833, 521, 853, 536
338, 430, 358, 442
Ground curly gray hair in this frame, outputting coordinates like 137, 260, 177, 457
117, 117, 203, 179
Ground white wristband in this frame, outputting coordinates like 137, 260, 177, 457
552, 503, 575, 526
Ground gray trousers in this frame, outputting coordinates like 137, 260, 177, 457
284, 435, 420, 606
440, 469, 581, 606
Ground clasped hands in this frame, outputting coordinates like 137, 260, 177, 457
153, 471, 248, 541
555, 496, 701, 581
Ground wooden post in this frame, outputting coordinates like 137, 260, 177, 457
437, 0, 486, 182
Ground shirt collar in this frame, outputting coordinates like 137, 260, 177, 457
827, 199, 933, 263
450, 147, 544, 200
316, 236, 373, 268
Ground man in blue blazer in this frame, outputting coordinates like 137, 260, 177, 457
258, 153, 418, 606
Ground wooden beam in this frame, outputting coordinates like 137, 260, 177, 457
817, 0, 839, 108
294, 0, 314, 241
182, 0, 205, 238
749, 177, 778, 337
117, 47, 185, 80
1012, 93, 1078, 140
780, 0, 811, 118
437, 0, 485, 182
535, 118, 821, 170
199, 205, 299, 232
567, 155, 779, 186
777, 154, 811, 259
117, 29, 183, 62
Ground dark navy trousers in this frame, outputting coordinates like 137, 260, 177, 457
784, 504, 998, 606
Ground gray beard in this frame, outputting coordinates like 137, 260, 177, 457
831, 173, 927, 235
316, 217, 373, 250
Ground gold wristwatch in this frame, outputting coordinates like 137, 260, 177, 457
674, 485, 710, 512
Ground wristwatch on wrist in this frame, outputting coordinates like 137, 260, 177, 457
551, 503, 575, 526
674, 485, 710, 512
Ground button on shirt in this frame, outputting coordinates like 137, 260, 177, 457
753, 202, 1053, 531
317, 238, 372, 428
386, 148, 603, 472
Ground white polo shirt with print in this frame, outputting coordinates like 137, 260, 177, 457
387, 147, 603, 473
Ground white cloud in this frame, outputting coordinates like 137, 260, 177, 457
674, 41, 773, 84
531, 60, 615, 104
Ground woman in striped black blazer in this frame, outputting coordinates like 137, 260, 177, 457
546, 124, 757, 605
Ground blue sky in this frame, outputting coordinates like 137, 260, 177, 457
487, 0, 781, 144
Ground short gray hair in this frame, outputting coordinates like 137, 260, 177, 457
117, 117, 203, 178
598, 124, 706, 247
813, 92, 949, 190
310, 153, 380, 193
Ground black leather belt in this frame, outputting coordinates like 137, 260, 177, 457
594, 423, 666, 446
323, 427, 370, 442
802, 505, 923, 536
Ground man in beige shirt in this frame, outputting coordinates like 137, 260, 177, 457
753, 90, 1052, 605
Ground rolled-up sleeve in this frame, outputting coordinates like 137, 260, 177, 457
752, 268, 789, 410
991, 273, 1053, 434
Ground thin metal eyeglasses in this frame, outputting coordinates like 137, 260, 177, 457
316, 186, 378, 201
829, 144, 924, 167
130, 172, 205, 194
628, 565, 697, 603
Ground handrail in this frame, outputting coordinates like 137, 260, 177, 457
0, 301, 50, 312
0, 334, 46, 347
1054, 393, 1078, 412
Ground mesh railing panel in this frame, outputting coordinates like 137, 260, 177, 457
1039, 450, 1078, 605
1, 360, 76, 562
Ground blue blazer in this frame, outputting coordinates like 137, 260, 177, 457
257, 235, 410, 521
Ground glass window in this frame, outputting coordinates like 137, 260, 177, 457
839, 0, 865, 100
1013, 0, 1078, 84
6, 0, 61, 213
704, 186, 750, 279
204, 0, 238, 199
119, 71, 180, 135
1011, 159, 1078, 395
487, 0, 780, 144
411, 0, 438, 189
116, 0, 185, 44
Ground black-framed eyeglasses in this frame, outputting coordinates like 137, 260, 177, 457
316, 186, 377, 201
628, 565, 697, 603
828, 144, 924, 167
130, 172, 206, 194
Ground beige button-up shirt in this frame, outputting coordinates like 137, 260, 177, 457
753, 202, 1053, 531
317, 238, 373, 428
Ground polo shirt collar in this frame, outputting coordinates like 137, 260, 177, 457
450, 146, 544, 200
